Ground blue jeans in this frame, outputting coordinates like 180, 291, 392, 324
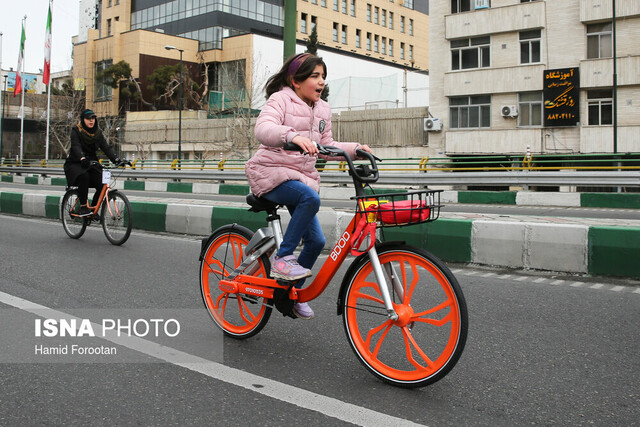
262, 180, 326, 287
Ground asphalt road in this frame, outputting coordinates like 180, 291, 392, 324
3, 181, 640, 221
1, 214, 639, 425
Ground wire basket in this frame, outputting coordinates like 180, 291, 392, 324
354, 190, 442, 227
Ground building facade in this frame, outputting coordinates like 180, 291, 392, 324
428, 0, 640, 157
74, 0, 429, 118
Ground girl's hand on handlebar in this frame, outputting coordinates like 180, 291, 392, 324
291, 135, 319, 156
359, 144, 372, 155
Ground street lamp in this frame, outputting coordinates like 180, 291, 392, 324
164, 45, 184, 166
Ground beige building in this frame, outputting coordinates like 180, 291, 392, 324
73, 0, 428, 118
297, 0, 428, 71
428, 0, 640, 157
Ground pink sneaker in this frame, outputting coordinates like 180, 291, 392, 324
293, 302, 315, 319
270, 254, 312, 281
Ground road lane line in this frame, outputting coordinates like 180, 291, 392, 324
610, 285, 624, 292
590, 284, 604, 289
551, 280, 564, 286
0, 291, 424, 427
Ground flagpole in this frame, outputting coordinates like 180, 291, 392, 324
46, 81, 51, 161
19, 15, 26, 163
44, 1, 52, 161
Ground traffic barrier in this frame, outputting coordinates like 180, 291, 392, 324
2, 188, 639, 279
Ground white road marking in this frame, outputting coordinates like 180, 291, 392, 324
569, 281, 584, 287
533, 278, 546, 283
0, 291, 424, 427
481, 273, 495, 277
551, 280, 565, 286
610, 285, 625, 292
590, 284, 604, 289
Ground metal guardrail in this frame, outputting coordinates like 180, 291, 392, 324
2, 166, 639, 187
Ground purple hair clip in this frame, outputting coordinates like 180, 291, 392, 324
287, 53, 311, 78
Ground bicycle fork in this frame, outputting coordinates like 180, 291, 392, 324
367, 246, 400, 321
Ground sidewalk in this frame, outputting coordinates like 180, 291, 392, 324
1, 184, 639, 279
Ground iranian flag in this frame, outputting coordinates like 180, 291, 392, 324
14, 21, 26, 97
43, 0, 53, 85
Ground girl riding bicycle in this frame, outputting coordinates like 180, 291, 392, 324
245, 53, 372, 319
64, 109, 122, 217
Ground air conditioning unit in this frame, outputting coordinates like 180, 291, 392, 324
475, 0, 490, 9
424, 117, 442, 132
501, 105, 519, 118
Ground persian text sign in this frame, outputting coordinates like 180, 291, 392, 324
544, 68, 580, 127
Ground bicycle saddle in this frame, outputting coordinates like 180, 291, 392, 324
246, 193, 279, 213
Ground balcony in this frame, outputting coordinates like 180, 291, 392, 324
445, 1, 545, 39
445, 64, 545, 96
580, 0, 640, 22
581, 55, 640, 87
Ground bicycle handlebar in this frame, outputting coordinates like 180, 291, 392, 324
89, 160, 131, 168
282, 142, 380, 184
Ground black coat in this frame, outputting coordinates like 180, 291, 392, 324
64, 124, 118, 185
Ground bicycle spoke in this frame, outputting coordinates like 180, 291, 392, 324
237, 297, 257, 325
353, 281, 384, 305
365, 320, 393, 358
401, 327, 434, 370
411, 300, 454, 326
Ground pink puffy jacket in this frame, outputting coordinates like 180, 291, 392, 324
245, 86, 361, 196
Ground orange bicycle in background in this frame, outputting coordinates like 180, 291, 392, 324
199, 144, 468, 388
61, 160, 133, 246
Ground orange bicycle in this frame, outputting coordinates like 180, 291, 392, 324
199, 144, 468, 388
61, 160, 133, 246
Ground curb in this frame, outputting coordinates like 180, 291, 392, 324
1, 188, 639, 279
2, 173, 640, 209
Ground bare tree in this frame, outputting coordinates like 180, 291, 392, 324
42, 85, 86, 157
210, 54, 270, 158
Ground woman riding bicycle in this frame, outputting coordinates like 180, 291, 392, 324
245, 53, 371, 319
64, 109, 122, 217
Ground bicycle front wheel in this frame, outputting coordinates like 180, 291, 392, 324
61, 189, 88, 239
200, 225, 272, 339
101, 191, 132, 246
341, 243, 468, 388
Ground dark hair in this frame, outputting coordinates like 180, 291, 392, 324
264, 53, 327, 99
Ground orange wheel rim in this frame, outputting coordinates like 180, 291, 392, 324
201, 233, 268, 335
345, 251, 462, 382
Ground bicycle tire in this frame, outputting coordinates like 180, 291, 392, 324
341, 243, 468, 388
200, 225, 273, 339
61, 189, 88, 239
101, 191, 132, 246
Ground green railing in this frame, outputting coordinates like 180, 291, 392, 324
2, 153, 640, 172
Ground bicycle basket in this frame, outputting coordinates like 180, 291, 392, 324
354, 190, 442, 227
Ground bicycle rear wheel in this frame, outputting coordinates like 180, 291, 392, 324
101, 191, 132, 246
200, 225, 272, 339
61, 189, 88, 239
341, 243, 468, 388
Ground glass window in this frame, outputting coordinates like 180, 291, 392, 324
382, 37, 386, 54
400, 16, 405, 33
520, 30, 541, 64
518, 92, 542, 127
301, 13, 307, 33
451, 0, 472, 13
409, 45, 413, 60
389, 12, 393, 29
351, 0, 356, 16
321, 0, 326, 7
451, 36, 490, 70
342, 0, 347, 13
334, 0, 338, 11
400, 42, 405, 59
409, 19, 413, 36
94, 60, 113, 101
587, 22, 612, 59
374, 35, 379, 52
342, 25, 347, 44
333, 22, 339, 42
587, 90, 613, 125
449, 95, 491, 129
367, 32, 371, 50
367, 4, 371, 22
374, 7, 379, 24
382, 10, 386, 27
389, 39, 393, 56
356, 29, 361, 48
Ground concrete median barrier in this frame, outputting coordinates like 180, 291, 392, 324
1, 188, 639, 279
